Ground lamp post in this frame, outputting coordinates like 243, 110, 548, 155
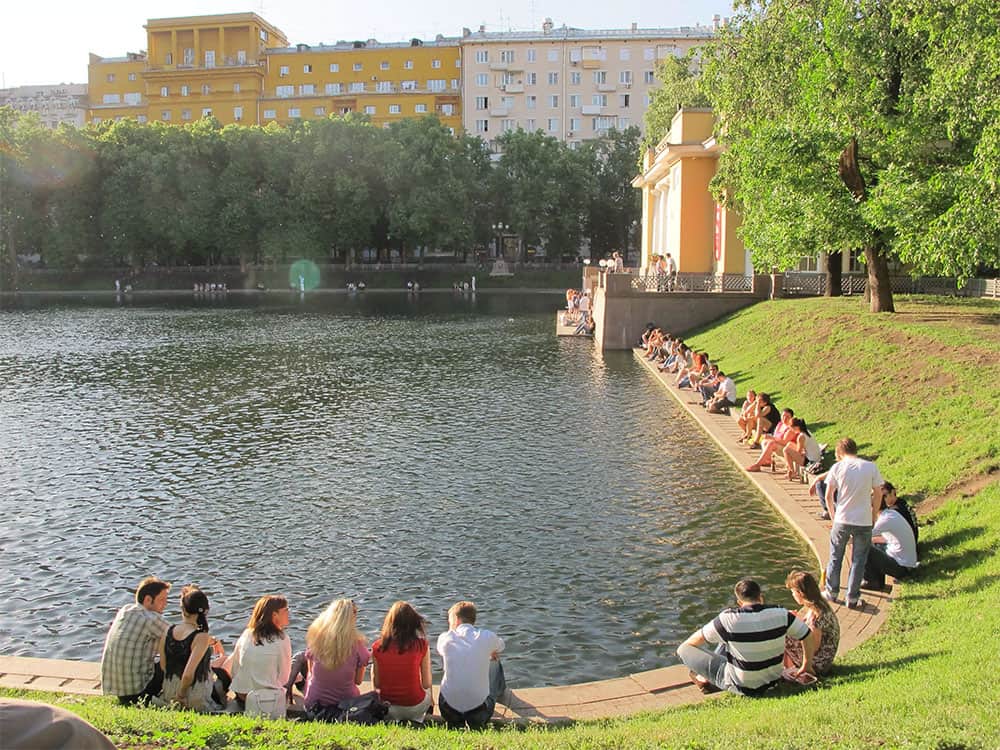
491, 222, 509, 259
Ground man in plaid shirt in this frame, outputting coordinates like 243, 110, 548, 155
100, 577, 171, 704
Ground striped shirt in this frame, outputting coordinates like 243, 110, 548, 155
702, 604, 809, 695
100, 604, 168, 696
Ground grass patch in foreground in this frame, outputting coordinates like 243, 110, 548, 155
6, 484, 998, 749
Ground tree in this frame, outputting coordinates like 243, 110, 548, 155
584, 127, 643, 263
642, 53, 712, 152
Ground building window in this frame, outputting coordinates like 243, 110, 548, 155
548, 72, 558, 85
181, 109, 191, 120
304, 64, 313, 73
300, 84, 315, 95
620, 70, 632, 85
432, 59, 441, 68
364, 105, 376, 115
389, 104, 401, 114
618, 116, 630, 129
202, 107, 212, 117
276, 85, 294, 97
644, 48, 655, 61
161, 111, 171, 120
404, 60, 413, 69
106, 73, 115, 82
500, 50, 515, 63
592, 94, 608, 106
263, 108, 276, 118
476, 96, 489, 110
475, 50, 488, 63
451, 79, 459, 89
160, 86, 169, 97
570, 49, 581, 63
234, 82, 241, 93
380, 61, 390, 70
549, 95, 559, 108
475, 119, 488, 133
570, 117, 581, 132
376, 81, 392, 93
288, 107, 301, 118
547, 118, 558, 132
280, 65, 289, 76
330, 63, 339, 72
644, 94, 652, 106
326, 83, 342, 94
619, 48, 631, 61
205, 50, 216, 68
165, 52, 173, 65
526, 95, 536, 109
102, 94, 120, 104
440, 103, 454, 115
415, 103, 427, 113
526, 49, 536, 63
124, 92, 141, 105
593, 71, 607, 84
526, 72, 537, 85
570, 71, 581, 85
501, 118, 516, 132
137, 114, 147, 123
234, 106, 243, 121
455, 58, 461, 68
128, 72, 137, 81
620, 93, 630, 108
475, 73, 488, 86
525, 118, 536, 130
547, 49, 559, 62
593, 115, 615, 131
353, 62, 363, 71
260, 29, 268, 41
644, 70, 655, 84
401, 80, 417, 91
569, 94, 580, 108
428, 79, 446, 92
181, 85, 189, 96
202, 84, 210, 95
183, 48, 194, 65
501, 95, 514, 108
349, 82, 365, 93
314, 106, 326, 116
500, 71, 516, 85
237, 50, 246, 64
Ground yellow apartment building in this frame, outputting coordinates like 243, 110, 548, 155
86, 13, 462, 131
633, 108, 747, 275
260, 38, 461, 131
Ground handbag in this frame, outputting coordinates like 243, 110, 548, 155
336, 691, 389, 724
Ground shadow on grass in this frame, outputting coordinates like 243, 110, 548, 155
900, 572, 999, 602
826, 651, 942, 680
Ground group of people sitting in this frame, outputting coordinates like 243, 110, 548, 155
101, 582, 506, 729
640, 328, 738, 416
192, 282, 228, 293
562, 288, 595, 335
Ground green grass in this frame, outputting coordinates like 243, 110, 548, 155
4, 295, 999, 749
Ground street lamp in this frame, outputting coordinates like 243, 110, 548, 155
491, 222, 509, 259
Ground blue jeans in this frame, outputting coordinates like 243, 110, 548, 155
439, 660, 507, 730
826, 523, 872, 604
677, 642, 730, 692
815, 478, 838, 516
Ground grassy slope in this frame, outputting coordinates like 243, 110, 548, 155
4, 296, 999, 749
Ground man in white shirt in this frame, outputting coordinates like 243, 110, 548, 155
863, 482, 918, 589
823, 438, 884, 608
437, 601, 506, 729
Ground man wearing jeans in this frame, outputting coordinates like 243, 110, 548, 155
824, 438, 884, 608
677, 579, 812, 695
437, 601, 507, 729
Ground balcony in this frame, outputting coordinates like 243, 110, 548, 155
501, 83, 524, 93
597, 82, 617, 92
489, 61, 509, 71
490, 106, 511, 117
581, 104, 603, 115
581, 59, 601, 69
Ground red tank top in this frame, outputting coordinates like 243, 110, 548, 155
372, 638, 427, 706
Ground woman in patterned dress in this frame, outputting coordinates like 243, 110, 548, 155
784, 571, 840, 676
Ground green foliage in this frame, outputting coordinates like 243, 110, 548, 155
702, 0, 1000, 311
642, 53, 712, 152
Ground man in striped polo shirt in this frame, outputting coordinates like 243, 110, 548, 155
677, 579, 814, 695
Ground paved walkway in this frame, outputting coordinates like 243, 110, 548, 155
0, 350, 892, 723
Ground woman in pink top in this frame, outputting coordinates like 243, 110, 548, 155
302, 599, 370, 711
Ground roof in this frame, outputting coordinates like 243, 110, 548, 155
461, 26, 715, 44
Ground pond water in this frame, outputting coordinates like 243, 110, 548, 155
0, 291, 813, 687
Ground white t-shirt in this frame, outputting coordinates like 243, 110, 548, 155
873, 508, 918, 568
828, 455, 884, 527
718, 377, 737, 402
437, 623, 504, 713
579, 295, 591, 313
229, 629, 292, 695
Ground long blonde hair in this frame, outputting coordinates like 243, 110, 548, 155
306, 598, 366, 670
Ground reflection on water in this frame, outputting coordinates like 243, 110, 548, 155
0, 292, 812, 686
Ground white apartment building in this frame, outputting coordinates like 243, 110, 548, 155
460, 18, 714, 149
0, 83, 89, 128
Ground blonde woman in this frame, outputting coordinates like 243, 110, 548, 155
784, 571, 840, 677
302, 599, 370, 712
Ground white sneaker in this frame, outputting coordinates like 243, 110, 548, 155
821, 590, 838, 604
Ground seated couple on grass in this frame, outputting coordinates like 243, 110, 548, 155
678, 574, 839, 696
743, 404, 822, 479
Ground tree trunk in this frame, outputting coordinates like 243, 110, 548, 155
824, 251, 843, 297
863, 245, 894, 312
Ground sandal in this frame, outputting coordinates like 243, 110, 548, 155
746, 464, 761, 472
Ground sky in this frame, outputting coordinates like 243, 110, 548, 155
1, 0, 736, 88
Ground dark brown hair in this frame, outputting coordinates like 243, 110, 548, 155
734, 579, 762, 603
248, 595, 288, 645
376, 601, 427, 654
135, 577, 170, 605
180, 585, 210, 633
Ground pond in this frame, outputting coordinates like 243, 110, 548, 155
0, 291, 813, 687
